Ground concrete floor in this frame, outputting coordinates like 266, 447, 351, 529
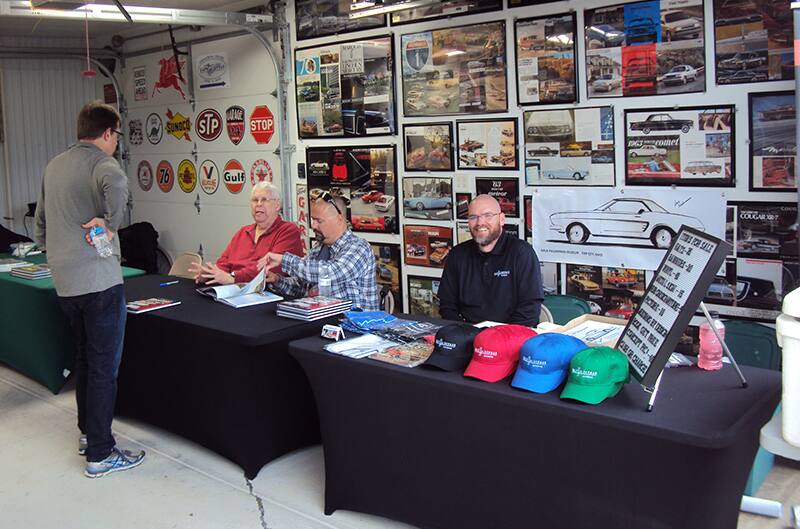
0, 363, 797, 529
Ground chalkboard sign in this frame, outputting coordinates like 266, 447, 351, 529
617, 226, 731, 389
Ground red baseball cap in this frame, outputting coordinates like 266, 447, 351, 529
464, 325, 538, 382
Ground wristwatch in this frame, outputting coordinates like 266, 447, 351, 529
230, 271, 235, 280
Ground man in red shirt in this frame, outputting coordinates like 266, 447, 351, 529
190, 181, 304, 284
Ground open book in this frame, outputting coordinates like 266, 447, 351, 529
196, 269, 283, 308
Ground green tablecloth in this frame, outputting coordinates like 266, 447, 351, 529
0, 253, 145, 393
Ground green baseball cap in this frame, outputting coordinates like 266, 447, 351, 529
560, 346, 631, 405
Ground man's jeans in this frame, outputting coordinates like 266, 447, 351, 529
58, 284, 126, 462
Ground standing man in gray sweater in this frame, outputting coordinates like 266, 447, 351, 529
35, 101, 145, 478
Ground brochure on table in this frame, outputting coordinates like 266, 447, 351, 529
197, 269, 282, 308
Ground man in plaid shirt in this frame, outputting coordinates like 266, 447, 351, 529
259, 193, 379, 310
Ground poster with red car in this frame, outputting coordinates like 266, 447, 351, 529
403, 225, 453, 268
475, 178, 520, 218
306, 145, 398, 234
749, 91, 797, 192
565, 263, 646, 320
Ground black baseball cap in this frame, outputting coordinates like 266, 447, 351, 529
423, 323, 482, 371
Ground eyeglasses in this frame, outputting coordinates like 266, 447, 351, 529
318, 191, 343, 215
113, 129, 124, 137
467, 211, 501, 223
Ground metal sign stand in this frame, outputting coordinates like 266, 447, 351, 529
645, 301, 748, 412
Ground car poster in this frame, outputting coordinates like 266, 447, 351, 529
295, 0, 385, 41
457, 118, 518, 170
402, 177, 453, 220
457, 222, 472, 243
540, 261, 561, 295
713, 0, 793, 85
585, 0, 706, 98
515, 13, 577, 106
295, 36, 395, 138
456, 192, 472, 220
625, 105, 735, 186
749, 91, 797, 191
391, 0, 501, 25
731, 201, 797, 262
475, 178, 520, 218
403, 225, 454, 268
370, 243, 404, 314
524, 195, 533, 242
403, 123, 454, 172
532, 187, 726, 270
702, 257, 794, 321
401, 21, 507, 117
565, 264, 647, 320
504, 224, 520, 239
524, 106, 615, 186
408, 275, 442, 318
306, 145, 398, 234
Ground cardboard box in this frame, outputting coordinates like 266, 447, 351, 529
537, 314, 626, 348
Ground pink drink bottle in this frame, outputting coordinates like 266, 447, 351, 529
698, 311, 725, 371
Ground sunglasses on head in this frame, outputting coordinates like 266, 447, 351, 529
318, 191, 343, 215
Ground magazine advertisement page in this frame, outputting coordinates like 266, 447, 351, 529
408, 275, 442, 318
403, 123, 454, 171
565, 264, 647, 320
625, 105, 734, 186
749, 91, 797, 191
295, 1, 385, 40
371, 243, 404, 312
515, 13, 577, 105
403, 225, 454, 268
403, 177, 453, 220
475, 178, 519, 218
457, 119, 518, 170
533, 187, 725, 269
391, 0, 501, 25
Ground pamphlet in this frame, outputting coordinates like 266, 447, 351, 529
0, 258, 30, 272
196, 269, 283, 308
126, 298, 181, 314
324, 334, 400, 359
369, 340, 434, 368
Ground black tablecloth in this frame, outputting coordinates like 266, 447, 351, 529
290, 336, 781, 529
117, 275, 332, 479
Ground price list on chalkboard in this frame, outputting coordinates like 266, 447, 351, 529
617, 226, 731, 388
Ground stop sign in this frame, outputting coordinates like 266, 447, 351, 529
249, 105, 274, 144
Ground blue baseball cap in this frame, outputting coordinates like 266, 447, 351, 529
511, 333, 587, 394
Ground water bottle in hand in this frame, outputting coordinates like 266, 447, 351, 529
698, 312, 725, 371
318, 262, 332, 298
89, 226, 113, 258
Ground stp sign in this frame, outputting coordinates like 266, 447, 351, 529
223, 159, 246, 194
249, 105, 274, 144
195, 108, 222, 141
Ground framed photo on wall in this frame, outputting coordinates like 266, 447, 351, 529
475, 177, 520, 218
294, 0, 385, 41
370, 243, 404, 313
401, 21, 507, 117
584, 0, 706, 98
524, 106, 615, 186
403, 225, 454, 268
403, 123, 454, 172
749, 91, 797, 191
515, 13, 578, 106
408, 275, 442, 318
391, 0, 501, 25
306, 145, 398, 233
713, 0, 794, 85
625, 105, 735, 186
402, 177, 454, 220
456, 192, 472, 219
295, 36, 396, 138
457, 118, 518, 170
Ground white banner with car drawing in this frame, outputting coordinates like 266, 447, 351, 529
532, 188, 725, 270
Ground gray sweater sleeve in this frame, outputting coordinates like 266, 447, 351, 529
34, 178, 47, 249
96, 158, 128, 232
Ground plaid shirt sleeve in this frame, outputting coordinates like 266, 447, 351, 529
278, 231, 379, 310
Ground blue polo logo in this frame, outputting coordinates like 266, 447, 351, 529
494, 270, 511, 277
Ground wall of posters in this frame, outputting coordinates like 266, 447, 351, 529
524, 107, 615, 186
402, 177, 453, 220
475, 178, 520, 218
306, 145, 398, 233
533, 188, 726, 270
625, 105, 734, 186
515, 13, 577, 105
403, 123, 454, 172
403, 225, 454, 268
295, 0, 385, 41
401, 21, 507, 116
408, 276, 442, 318
371, 243, 404, 313
749, 91, 797, 191
295, 36, 395, 138
391, 0, 502, 25
713, 0, 793, 84
585, 0, 706, 98
566, 264, 647, 320
457, 118, 518, 170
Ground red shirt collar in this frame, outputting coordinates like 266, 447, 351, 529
244, 216, 285, 237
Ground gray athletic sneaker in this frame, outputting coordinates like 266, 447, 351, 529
84, 447, 145, 478
78, 435, 87, 456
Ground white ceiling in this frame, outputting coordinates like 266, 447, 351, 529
0, 0, 264, 40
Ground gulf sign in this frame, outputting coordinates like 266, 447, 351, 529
195, 108, 222, 141
223, 159, 246, 194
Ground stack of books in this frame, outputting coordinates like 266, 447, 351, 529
10, 264, 52, 280
276, 296, 352, 321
